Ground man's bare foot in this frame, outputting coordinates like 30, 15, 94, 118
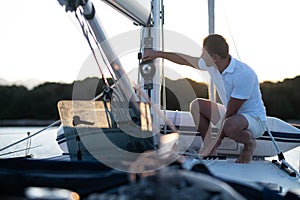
235, 139, 256, 164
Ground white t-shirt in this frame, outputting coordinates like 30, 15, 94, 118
221, 57, 266, 122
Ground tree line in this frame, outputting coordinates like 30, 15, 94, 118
0, 76, 299, 122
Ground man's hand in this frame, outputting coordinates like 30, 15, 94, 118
142, 50, 159, 62
225, 98, 246, 118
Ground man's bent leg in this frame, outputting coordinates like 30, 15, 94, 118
190, 99, 222, 148
235, 130, 256, 163
223, 115, 256, 163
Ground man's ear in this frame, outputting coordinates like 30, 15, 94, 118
211, 54, 219, 61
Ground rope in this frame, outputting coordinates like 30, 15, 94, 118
266, 124, 300, 177
266, 125, 282, 158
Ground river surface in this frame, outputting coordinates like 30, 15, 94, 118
0, 126, 62, 158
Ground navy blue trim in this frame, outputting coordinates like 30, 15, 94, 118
57, 139, 66, 145
258, 137, 300, 143
56, 134, 65, 141
262, 131, 300, 139
258, 131, 300, 143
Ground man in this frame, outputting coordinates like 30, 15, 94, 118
142, 34, 267, 163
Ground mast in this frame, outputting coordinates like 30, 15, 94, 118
208, 0, 216, 102
208, 0, 215, 34
151, 0, 163, 146
138, 0, 163, 147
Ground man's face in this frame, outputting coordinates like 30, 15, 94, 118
201, 46, 216, 67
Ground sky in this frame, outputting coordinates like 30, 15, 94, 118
1, 0, 300, 86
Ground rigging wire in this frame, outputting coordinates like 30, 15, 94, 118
75, 9, 109, 86
75, 8, 119, 128
220, 0, 241, 61
66, 8, 117, 84
0, 145, 42, 157
79, 8, 117, 83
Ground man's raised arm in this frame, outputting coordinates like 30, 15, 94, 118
142, 50, 200, 69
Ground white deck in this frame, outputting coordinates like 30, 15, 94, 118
202, 158, 300, 195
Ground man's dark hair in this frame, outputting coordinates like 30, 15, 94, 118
203, 34, 229, 59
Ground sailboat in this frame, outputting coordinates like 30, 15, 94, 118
0, 0, 300, 199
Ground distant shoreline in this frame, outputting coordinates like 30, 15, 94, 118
0, 119, 59, 127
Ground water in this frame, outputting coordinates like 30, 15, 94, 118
0, 126, 63, 158
0, 126, 299, 172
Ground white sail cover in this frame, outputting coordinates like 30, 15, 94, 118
101, 0, 151, 26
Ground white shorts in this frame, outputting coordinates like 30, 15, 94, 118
241, 113, 266, 138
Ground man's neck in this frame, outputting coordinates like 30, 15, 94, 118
218, 56, 231, 73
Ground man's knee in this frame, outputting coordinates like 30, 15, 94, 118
223, 115, 249, 139
189, 98, 210, 112
223, 119, 234, 138
189, 99, 200, 115
190, 99, 198, 110
223, 118, 240, 138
